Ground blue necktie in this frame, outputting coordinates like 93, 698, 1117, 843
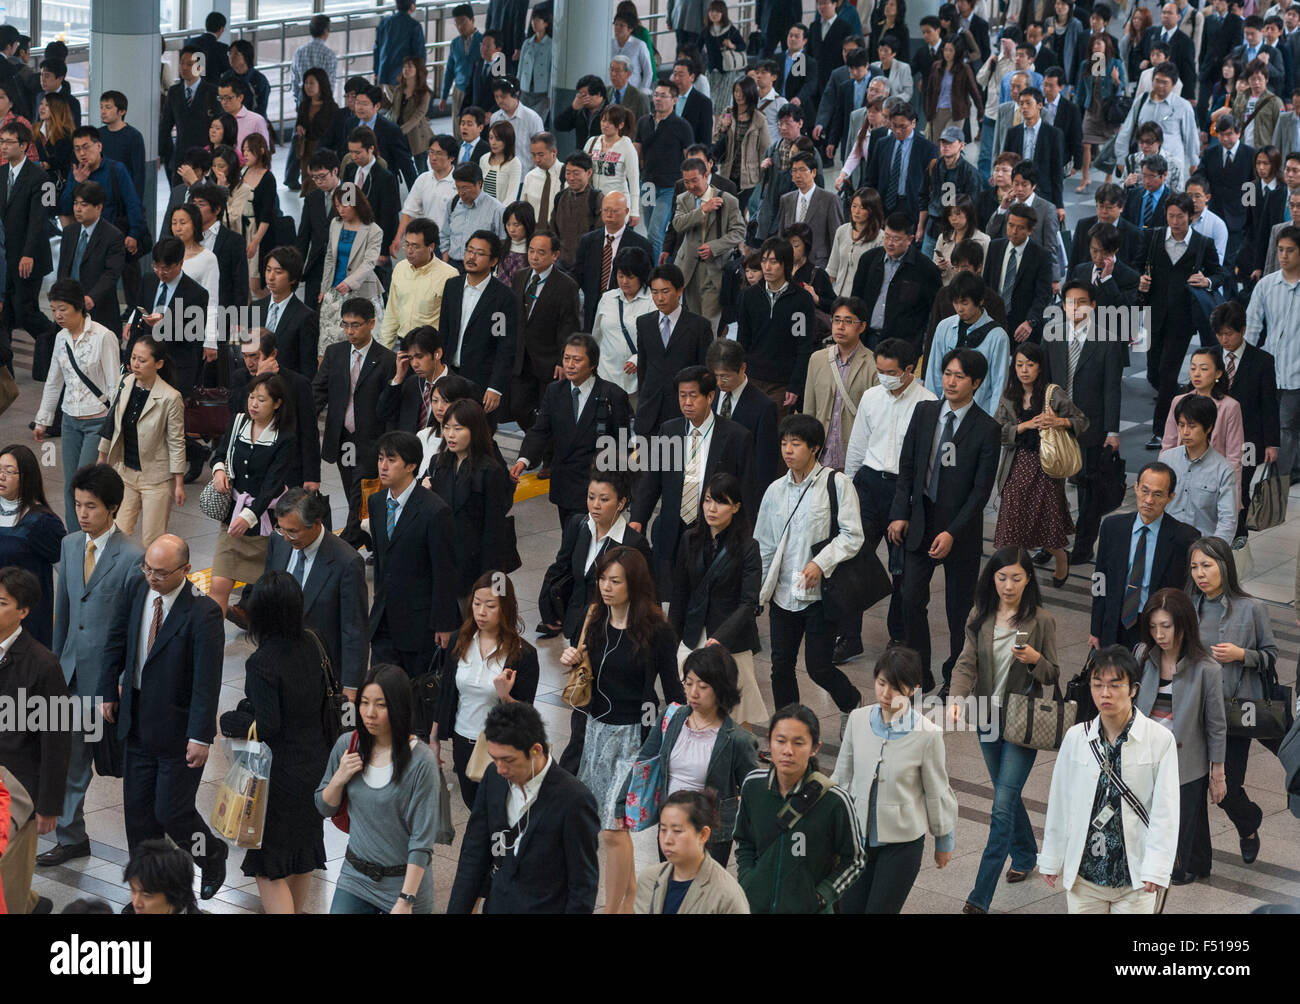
72, 228, 89, 280
461, 141, 472, 162
291, 549, 305, 586
885, 143, 902, 207
1142, 192, 1155, 228
386, 497, 399, 535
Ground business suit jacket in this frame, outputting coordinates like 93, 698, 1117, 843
321, 219, 385, 301
808, 15, 851, 97
367, 483, 461, 646
184, 31, 230, 81
1227, 342, 1281, 457
129, 273, 208, 397
511, 266, 580, 379
312, 338, 396, 469
440, 273, 518, 394
1068, 259, 1141, 314
863, 130, 939, 221
158, 78, 220, 176
447, 761, 599, 914
264, 530, 368, 688
950, 605, 1060, 702
714, 380, 781, 491
365, 114, 417, 188
252, 294, 319, 380
278, 365, 321, 485
426, 455, 514, 594
612, 85, 650, 123
1043, 325, 1123, 449
519, 375, 632, 512
672, 188, 746, 304
1044, 97, 1083, 172
1122, 184, 1172, 231
296, 187, 337, 299
467, 60, 501, 117
1143, 26, 1197, 101
678, 88, 716, 147
631, 415, 758, 568
669, 529, 762, 653
573, 227, 654, 331
1090, 512, 1200, 645
778, 50, 819, 106
634, 307, 714, 435
777, 186, 843, 268
376, 370, 456, 432
1136, 650, 1226, 783
1002, 119, 1067, 208
1137, 227, 1225, 333
540, 515, 654, 641
0, 159, 52, 284
1068, 215, 1142, 270
58, 219, 125, 334
1200, 141, 1256, 234
984, 237, 1053, 339
849, 244, 943, 350
1241, 181, 1287, 275
99, 576, 224, 753
662, 174, 739, 261
889, 398, 1001, 560
210, 223, 250, 308
341, 159, 400, 250
53, 529, 143, 692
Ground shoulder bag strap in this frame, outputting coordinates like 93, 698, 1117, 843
1088, 732, 1151, 827
615, 297, 638, 357
777, 468, 821, 547
824, 346, 859, 419
62, 339, 110, 405
824, 468, 841, 537
1043, 382, 1060, 417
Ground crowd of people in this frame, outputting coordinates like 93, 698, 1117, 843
1, 0, 1300, 917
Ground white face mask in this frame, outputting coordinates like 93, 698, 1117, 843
878, 373, 904, 391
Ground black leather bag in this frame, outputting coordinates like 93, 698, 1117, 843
1064, 649, 1100, 723
810, 470, 892, 623
410, 643, 449, 741
1094, 444, 1127, 515
92, 723, 125, 778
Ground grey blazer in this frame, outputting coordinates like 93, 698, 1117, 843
1135, 646, 1227, 783
1192, 592, 1279, 702
321, 219, 384, 301
264, 528, 370, 689
777, 186, 844, 269
950, 605, 1060, 703
994, 385, 1090, 493
52, 529, 144, 693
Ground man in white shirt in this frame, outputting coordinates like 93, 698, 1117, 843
751, 61, 789, 139
1184, 175, 1229, 262
611, 12, 654, 92
520, 132, 564, 230
490, 76, 545, 172
395, 134, 457, 257
838, 336, 937, 662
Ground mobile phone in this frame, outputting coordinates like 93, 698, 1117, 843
1013, 630, 1029, 649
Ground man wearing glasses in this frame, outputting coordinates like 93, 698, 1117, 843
216, 72, 271, 160
379, 218, 458, 350
98, 534, 228, 900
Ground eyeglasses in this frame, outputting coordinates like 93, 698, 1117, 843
140, 561, 185, 580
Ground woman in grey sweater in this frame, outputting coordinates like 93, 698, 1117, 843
316, 664, 442, 914
1187, 536, 1280, 866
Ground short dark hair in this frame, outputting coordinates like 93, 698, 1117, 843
0, 120, 30, 146
941, 346, 989, 384
1088, 645, 1141, 690
1137, 460, 1177, 495
1060, 278, 1095, 302
758, 236, 793, 277
949, 270, 985, 306
40, 58, 67, 79
152, 236, 185, 266
873, 645, 923, 693
71, 125, 102, 145
829, 295, 870, 323
452, 161, 483, 186
404, 217, 440, 248
466, 228, 501, 260
650, 263, 685, 290
246, 569, 306, 644
1153, 62, 1179, 83
1087, 223, 1121, 254
340, 296, 376, 322
1011, 159, 1039, 186
123, 839, 197, 914
348, 125, 377, 151
0, 566, 40, 612
1095, 182, 1126, 207
950, 239, 986, 270
1167, 192, 1195, 216
205, 10, 227, 32
265, 245, 303, 288
100, 89, 127, 114
790, 151, 817, 173
565, 150, 594, 172
48, 277, 87, 312
431, 133, 458, 161
613, 245, 651, 285
1174, 392, 1218, 432
575, 74, 606, 99
459, 104, 487, 127
402, 325, 443, 358
1007, 202, 1038, 227
682, 646, 742, 715
675, 364, 717, 396
375, 430, 423, 468
1141, 153, 1169, 176
1212, 300, 1247, 333
189, 182, 227, 214
778, 413, 825, 452
180, 146, 212, 173
846, 48, 870, 69
706, 337, 745, 372
883, 211, 913, 233
565, 332, 600, 370
874, 336, 917, 370
484, 700, 549, 756
309, 14, 331, 37
70, 463, 125, 513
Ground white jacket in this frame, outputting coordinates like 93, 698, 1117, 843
755, 464, 863, 607
1038, 709, 1180, 892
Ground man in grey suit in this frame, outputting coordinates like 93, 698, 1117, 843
673, 157, 746, 332
264, 488, 369, 699
38, 464, 143, 867
984, 160, 1065, 281
777, 151, 844, 268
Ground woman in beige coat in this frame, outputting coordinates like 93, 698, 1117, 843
712, 76, 769, 212
318, 183, 385, 354
97, 336, 187, 547
634, 791, 750, 914
802, 296, 878, 471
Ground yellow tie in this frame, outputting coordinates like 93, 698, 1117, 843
83, 539, 96, 586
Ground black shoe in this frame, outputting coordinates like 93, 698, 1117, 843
832, 636, 864, 664
36, 840, 91, 866
1053, 565, 1070, 588
1241, 833, 1261, 864
1068, 548, 1094, 565
31, 896, 53, 914
936, 682, 950, 701
200, 844, 228, 900
1169, 869, 1208, 886
184, 455, 205, 484
961, 901, 986, 914
285, 179, 301, 192
1032, 549, 1053, 566
225, 604, 250, 631
1144, 435, 1162, 450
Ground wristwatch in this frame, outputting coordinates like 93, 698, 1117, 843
398, 892, 416, 906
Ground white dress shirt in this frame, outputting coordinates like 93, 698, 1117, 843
289, 524, 327, 585
681, 414, 716, 524
384, 477, 418, 532
506, 754, 554, 827
1164, 229, 1189, 265
453, 632, 507, 740
456, 275, 490, 362
843, 376, 939, 478
134, 579, 186, 690
0, 625, 22, 658
585, 512, 629, 572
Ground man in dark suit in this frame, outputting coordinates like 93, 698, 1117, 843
821, 49, 871, 164
296, 149, 341, 306
184, 11, 231, 82
1045, 280, 1125, 565
440, 230, 518, 428
1068, 223, 1141, 312
467, 30, 505, 115
984, 204, 1054, 343
251, 245, 319, 380
862, 103, 938, 223
367, 431, 461, 678
342, 127, 400, 285
1138, 194, 1226, 444
851, 212, 943, 351
377, 324, 451, 432
512, 333, 633, 528
777, 152, 845, 267
265, 488, 369, 695
125, 238, 210, 400
189, 184, 250, 311
1090, 462, 1199, 648
313, 297, 396, 551
447, 702, 599, 915
98, 535, 227, 900
630, 365, 758, 591
1041, 68, 1083, 174
39, 465, 143, 868
635, 264, 714, 436
1122, 154, 1173, 232
0, 122, 57, 377
1068, 183, 1143, 270
1002, 87, 1067, 210
1146, 3, 1199, 97
58, 181, 125, 336
889, 347, 1000, 692
509, 230, 580, 440
1214, 300, 1281, 542
573, 194, 653, 331
1201, 0, 1245, 101
351, 84, 418, 188
671, 58, 716, 146
707, 337, 782, 492
232, 328, 321, 491
1197, 115, 1255, 263
956, 0, 990, 61
158, 47, 221, 182
807, 0, 852, 98
778, 23, 820, 106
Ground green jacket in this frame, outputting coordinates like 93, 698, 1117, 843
733, 766, 865, 914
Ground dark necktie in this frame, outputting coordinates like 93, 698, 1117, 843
525, 272, 542, 317
601, 233, 615, 290
147, 596, 164, 654
538, 170, 552, 228
1225, 351, 1236, 387
956, 320, 970, 346
185, 84, 194, 105
72, 228, 89, 280
1001, 245, 1019, 300
572, 384, 582, 420
1120, 526, 1149, 629
155, 283, 169, 310
720, 392, 732, 420
419, 380, 432, 427
1142, 192, 1155, 228
291, 549, 306, 586
926, 411, 956, 501
885, 143, 902, 208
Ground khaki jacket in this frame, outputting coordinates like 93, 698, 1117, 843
671, 187, 746, 288
633, 853, 751, 914
713, 112, 770, 191
803, 344, 878, 456
97, 374, 187, 483
1231, 90, 1283, 147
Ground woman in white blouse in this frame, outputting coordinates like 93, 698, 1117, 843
585, 104, 641, 227
592, 246, 655, 404
168, 203, 222, 347
478, 120, 521, 204
33, 277, 122, 521
826, 188, 885, 298
932, 195, 989, 286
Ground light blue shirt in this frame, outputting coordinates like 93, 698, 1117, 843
999, 68, 1043, 103
1190, 208, 1229, 263
1245, 269, 1300, 388
385, 477, 418, 531
1127, 513, 1164, 612
893, 133, 915, 197
866, 705, 956, 852
924, 310, 1009, 417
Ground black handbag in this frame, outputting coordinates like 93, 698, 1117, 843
410, 643, 449, 741
309, 629, 347, 745
1094, 444, 1127, 515
1064, 650, 1100, 723
92, 723, 125, 778
810, 470, 892, 623
1102, 92, 1132, 126
1225, 664, 1294, 740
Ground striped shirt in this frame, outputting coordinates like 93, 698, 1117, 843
291, 38, 338, 99
1245, 269, 1300, 388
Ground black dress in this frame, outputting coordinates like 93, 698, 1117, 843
247, 169, 280, 276
237, 634, 331, 880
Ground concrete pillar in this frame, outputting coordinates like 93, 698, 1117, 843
551, 0, 618, 156
90, 0, 162, 238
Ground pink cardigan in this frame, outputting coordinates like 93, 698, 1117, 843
1161, 391, 1245, 503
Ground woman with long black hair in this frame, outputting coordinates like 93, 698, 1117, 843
292, 66, 344, 195
0, 444, 64, 647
